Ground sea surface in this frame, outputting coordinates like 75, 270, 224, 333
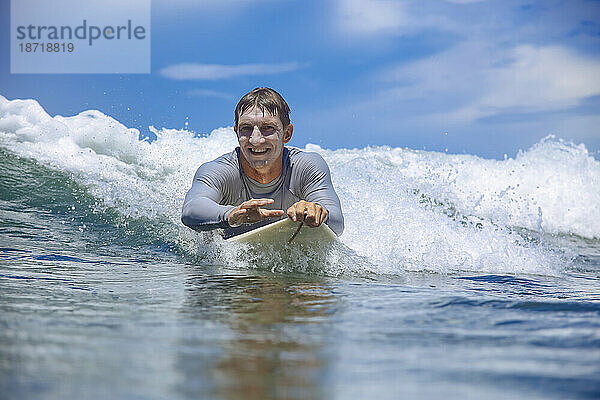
1, 95, 599, 399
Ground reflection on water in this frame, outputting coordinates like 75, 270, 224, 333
178, 273, 339, 400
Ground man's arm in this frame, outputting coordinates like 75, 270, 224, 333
181, 162, 236, 232
291, 152, 345, 236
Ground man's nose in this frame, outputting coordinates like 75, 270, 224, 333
249, 126, 264, 144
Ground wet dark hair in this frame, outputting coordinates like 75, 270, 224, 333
234, 87, 291, 128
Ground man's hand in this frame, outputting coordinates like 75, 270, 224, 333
286, 200, 328, 228
227, 198, 284, 227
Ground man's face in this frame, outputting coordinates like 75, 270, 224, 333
236, 106, 292, 170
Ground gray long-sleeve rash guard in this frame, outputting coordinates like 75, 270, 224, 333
181, 147, 344, 237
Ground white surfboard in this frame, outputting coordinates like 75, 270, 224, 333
226, 218, 337, 246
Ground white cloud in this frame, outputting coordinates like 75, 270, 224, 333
332, 0, 600, 126
333, 0, 487, 38
377, 42, 600, 123
159, 62, 301, 80
187, 89, 232, 100
480, 45, 600, 111
335, 0, 409, 36
315, 0, 600, 155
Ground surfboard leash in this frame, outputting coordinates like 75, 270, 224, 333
288, 211, 308, 244
288, 221, 304, 244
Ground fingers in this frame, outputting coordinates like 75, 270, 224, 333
305, 203, 325, 227
319, 207, 328, 226
287, 201, 327, 227
307, 203, 328, 226
260, 209, 285, 218
239, 198, 274, 209
287, 201, 304, 222
230, 199, 328, 228
287, 201, 309, 223
228, 198, 284, 227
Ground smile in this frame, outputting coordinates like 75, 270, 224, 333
249, 148, 269, 154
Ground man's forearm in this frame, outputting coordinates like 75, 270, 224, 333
181, 197, 235, 232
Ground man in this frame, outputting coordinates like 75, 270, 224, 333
181, 87, 344, 239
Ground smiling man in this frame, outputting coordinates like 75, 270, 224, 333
181, 87, 344, 238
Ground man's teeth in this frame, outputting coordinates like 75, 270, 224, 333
250, 148, 268, 153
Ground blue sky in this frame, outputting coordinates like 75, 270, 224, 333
1, 0, 599, 159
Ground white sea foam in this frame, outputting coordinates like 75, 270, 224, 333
1, 94, 597, 276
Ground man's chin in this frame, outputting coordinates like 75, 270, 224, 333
247, 158, 272, 169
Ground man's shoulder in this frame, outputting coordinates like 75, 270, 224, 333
195, 148, 239, 178
200, 148, 238, 167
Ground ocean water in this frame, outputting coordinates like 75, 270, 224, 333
0, 95, 599, 399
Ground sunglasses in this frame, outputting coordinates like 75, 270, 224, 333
237, 124, 280, 138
